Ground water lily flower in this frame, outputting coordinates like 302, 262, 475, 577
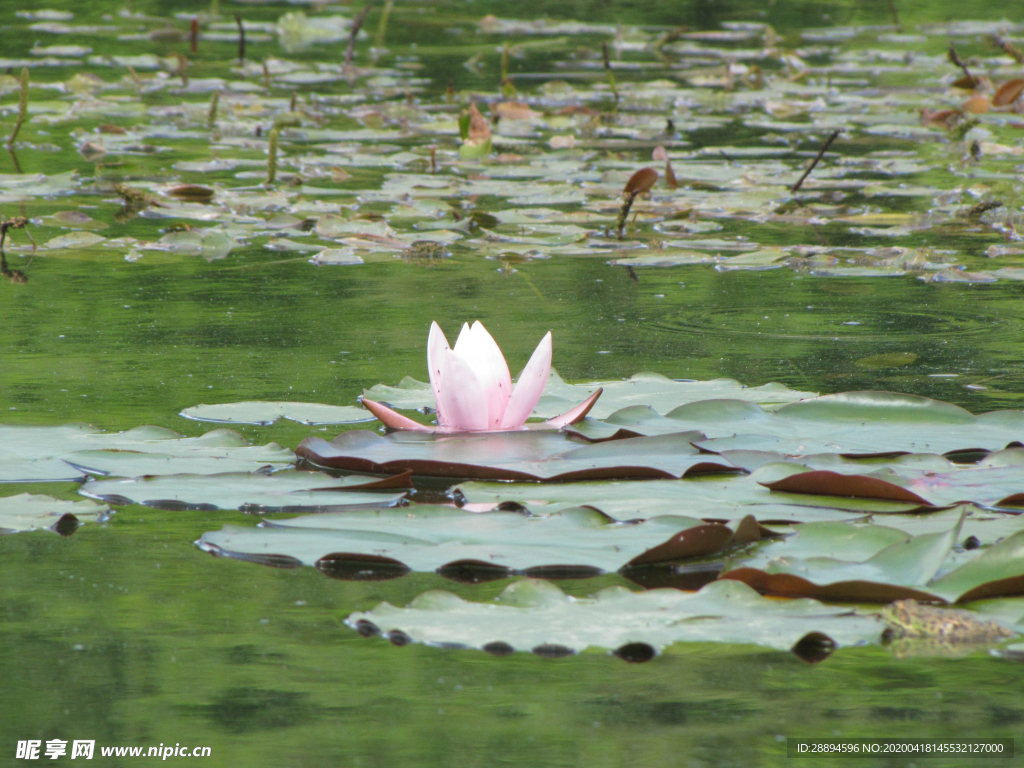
362, 321, 602, 432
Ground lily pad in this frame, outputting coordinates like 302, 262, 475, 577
760, 465, 1024, 509
565, 392, 1024, 457
719, 510, 1024, 603
454, 468, 944, 522
81, 470, 410, 512
345, 578, 884, 658
0, 424, 293, 480
196, 504, 738, 577
0, 493, 110, 534
363, 370, 816, 419
180, 401, 375, 426
296, 429, 739, 481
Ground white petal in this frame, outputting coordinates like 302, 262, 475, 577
500, 331, 552, 429
436, 348, 490, 431
427, 321, 450, 426
463, 321, 513, 428
452, 322, 473, 354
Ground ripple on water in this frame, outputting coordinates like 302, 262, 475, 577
652, 305, 1014, 344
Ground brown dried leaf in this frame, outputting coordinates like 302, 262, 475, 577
920, 108, 963, 130
624, 167, 658, 196
167, 185, 215, 203
951, 74, 980, 90
963, 95, 991, 114
467, 102, 491, 143
993, 78, 1024, 107
493, 102, 538, 121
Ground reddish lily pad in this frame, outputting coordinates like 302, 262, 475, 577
761, 471, 933, 506
296, 429, 738, 481
718, 512, 1024, 603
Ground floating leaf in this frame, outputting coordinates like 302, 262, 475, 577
929, 531, 1024, 603
566, 392, 1024, 457
166, 184, 215, 203
0, 424, 293, 481
197, 505, 736, 576
82, 470, 409, 512
716, 512, 1024, 604
296, 429, 738, 481
761, 471, 933, 506
346, 578, 884, 658
455, 470, 936, 523
0, 494, 110, 535
853, 352, 918, 370
363, 371, 816, 420
180, 401, 375, 426
992, 79, 1024, 107
48, 210, 108, 230
42, 232, 106, 250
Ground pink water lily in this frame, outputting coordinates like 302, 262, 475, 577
362, 321, 602, 432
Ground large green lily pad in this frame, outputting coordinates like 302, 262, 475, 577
0, 459, 88, 483
296, 429, 738, 481
454, 470, 941, 522
196, 504, 739, 577
346, 578, 884, 658
81, 470, 410, 512
567, 393, 1024, 457
0, 493, 111, 534
722, 510, 1024, 604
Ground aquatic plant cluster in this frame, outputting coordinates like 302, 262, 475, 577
4, 2, 1024, 674
2, 11, 1024, 280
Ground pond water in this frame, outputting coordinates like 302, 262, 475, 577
3, 1, 1024, 765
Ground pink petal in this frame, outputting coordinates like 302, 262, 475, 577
499, 331, 552, 430
427, 321, 450, 425
461, 321, 512, 428
544, 388, 603, 428
436, 348, 490, 431
361, 398, 435, 432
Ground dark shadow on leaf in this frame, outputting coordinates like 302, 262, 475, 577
620, 561, 722, 590
437, 559, 514, 583
317, 552, 411, 581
